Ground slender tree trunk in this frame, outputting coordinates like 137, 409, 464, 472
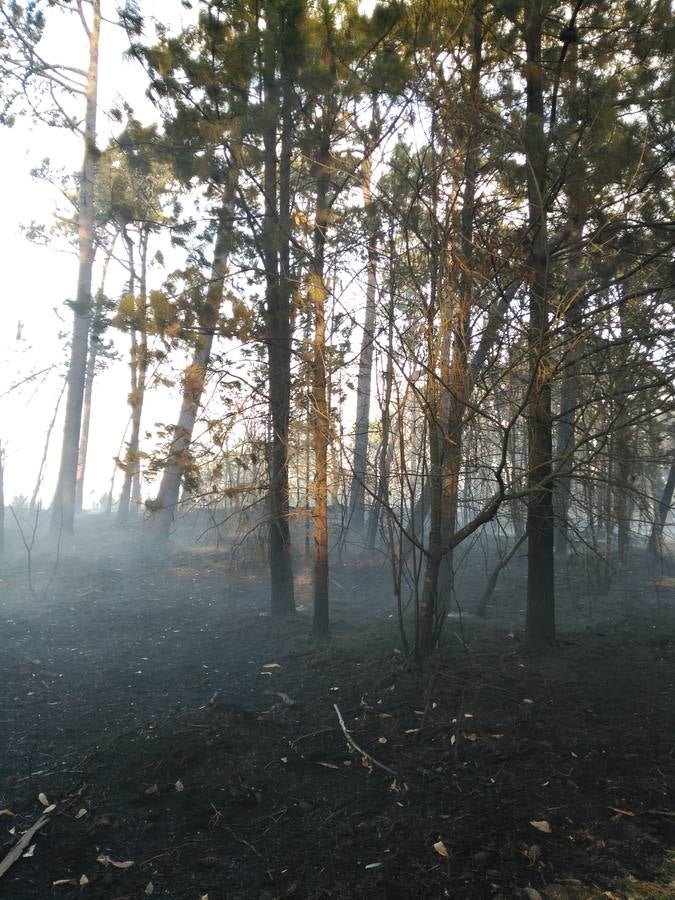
150, 178, 238, 537
49, 0, 100, 534
348, 155, 378, 534
437, 0, 484, 603
417, 377, 442, 659
554, 42, 585, 556
524, 0, 555, 645
76, 239, 116, 513
262, 8, 294, 614
647, 454, 675, 558
30, 377, 67, 514
118, 229, 148, 527
367, 232, 396, 548
310, 140, 331, 639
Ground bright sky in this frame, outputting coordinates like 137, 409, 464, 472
1, 0, 378, 512
1, 0, 197, 509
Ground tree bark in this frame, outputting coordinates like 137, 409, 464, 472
367, 229, 396, 549
647, 454, 675, 558
524, 0, 555, 645
30, 377, 67, 514
348, 155, 378, 534
310, 140, 331, 639
262, 4, 295, 614
553, 41, 586, 556
76, 239, 116, 513
149, 178, 238, 538
118, 227, 149, 527
49, 0, 100, 534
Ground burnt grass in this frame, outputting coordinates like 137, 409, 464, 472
1, 516, 674, 899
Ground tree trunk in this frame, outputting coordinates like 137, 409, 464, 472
647, 454, 675, 558
310, 140, 331, 639
554, 41, 585, 556
417, 0, 485, 656
118, 228, 149, 527
437, 0, 484, 601
367, 231, 396, 549
49, 0, 100, 534
150, 178, 238, 538
30, 377, 67, 514
76, 239, 116, 513
524, 0, 555, 645
262, 6, 294, 614
348, 155, 378, 534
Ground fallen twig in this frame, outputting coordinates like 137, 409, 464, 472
333, 704, 397, 777
0, 814, 50, 879
224, 825, 262, 858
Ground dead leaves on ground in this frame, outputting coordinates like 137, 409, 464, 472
96, 853, 134, 869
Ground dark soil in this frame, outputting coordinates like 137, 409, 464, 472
1, 517, 674, 899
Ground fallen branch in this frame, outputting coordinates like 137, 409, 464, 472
224, 825, 262, 858
0, 814, 50, 879
333, 704, 397, 777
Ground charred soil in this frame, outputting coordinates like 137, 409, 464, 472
1, 519, 674, 899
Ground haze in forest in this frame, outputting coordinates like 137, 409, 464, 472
0, 0, 673, 649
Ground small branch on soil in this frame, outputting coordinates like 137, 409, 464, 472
333, 704, 397, 777
290, 727, 335, 746
224, 825, 262, 858
0, 814, 50, 879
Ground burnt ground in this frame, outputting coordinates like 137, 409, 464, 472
1, 515, 674, 899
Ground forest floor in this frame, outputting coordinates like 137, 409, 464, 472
1, 515, 674, 899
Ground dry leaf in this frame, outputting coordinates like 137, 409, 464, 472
23, 844, 36, 858
377, 736, 387, 744
53, 879, 77, 886
524, 844, 542, 865
317, 762, 339, 770
96, 854, 134, 869
79, 874, 89, 886
530, 820, 552, 833
38, 793, 49, 807
145, 881, 154, 895
75, 808, 88, 819
378, 713, 392, 719
608, 806, 635, 817
262, 662, 281, 669
0, 809, 14, 818
404, 728, 419, 734
175, 780, 185, 792
365, 862, 382, 870
111, 859, 134, 870
433, 840, 449, 858
655, 576, 675, 588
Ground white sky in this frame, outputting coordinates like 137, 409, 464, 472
1, 0, 380, 511
1, 0, 197, 508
